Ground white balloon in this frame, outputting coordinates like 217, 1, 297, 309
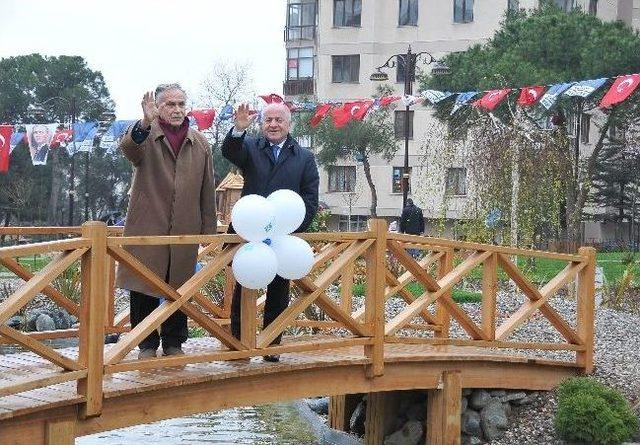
231, 194, 276, 242
267, 189, 306, 236
232, 242, 278, 289
269, 235, 315, 279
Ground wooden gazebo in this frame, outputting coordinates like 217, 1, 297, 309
216, 171, 244, 224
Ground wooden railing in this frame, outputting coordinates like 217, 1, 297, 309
0, 219, 596, 417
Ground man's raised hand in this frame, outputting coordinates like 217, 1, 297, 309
234, 103, 256, 132
140, 91, 159, 129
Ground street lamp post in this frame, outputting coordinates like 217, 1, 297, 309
370, 45, 449, 209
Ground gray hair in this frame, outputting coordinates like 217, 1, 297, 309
260, 102, 291, 123
155, 83, 187, 103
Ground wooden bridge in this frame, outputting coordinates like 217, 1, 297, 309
0, 220, 596, 445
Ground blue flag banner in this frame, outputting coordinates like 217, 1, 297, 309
421, 89, 453, 104
218, 104, 234, 121
105, 120, 136, 139
10, 132, 24, 153
71, 121, 98, 154
539, 83, 573, 109
451, 92, 478, 114
563, 78, 608, 98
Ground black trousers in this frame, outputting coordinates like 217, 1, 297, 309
230, 275, 290, 345
129, 290, 188, 350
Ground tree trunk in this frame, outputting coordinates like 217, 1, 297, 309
362, 157, 377, 217
570, 113, 614, 248
47, 149, 61, 225
510, 141, 520, 247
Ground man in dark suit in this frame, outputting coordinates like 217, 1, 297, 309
222, 102, 319, 362
399, 198, 425, 258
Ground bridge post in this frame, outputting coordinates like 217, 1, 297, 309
45, 417, 76, 445
240, 287, 258, 349
426, 370, 462, 445
435, 248, 454, 338
78, 221, 107, 418
329, 393, 360, 431
577, 246, 596, 373
482, 252, 498, 340
365, 219, 387, 377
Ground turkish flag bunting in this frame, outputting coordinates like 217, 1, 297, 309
259, 93, 285, 104
377, 95, 401, 107
517, 86, 546, 106
50, 128, 74, 148
0, 125, 13, 173
599, 74, 640, 108
331, 100, 374, 128
188, 109, 216, 131
473, 89, 511, 111
310, 104, 332, 127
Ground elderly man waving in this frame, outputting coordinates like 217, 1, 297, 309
116, 84, 216, 359
222, 102, 319, 362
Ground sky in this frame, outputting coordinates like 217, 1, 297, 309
0, 0, 286, 118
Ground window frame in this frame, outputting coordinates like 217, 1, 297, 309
394, 110, 414, 139
453, 0, 474, 23
328, 165, 357, 192
331, 54, 360, 83
334, 0, 362, 27
392, 166, 412, 194
445, 167, 467, 196
395, 55, 416, 83
338, 215, 368, 231
287, 47, 314, 81
588, 0, 598, 15
287, 2, 316, 39
398, 0, 419, 26
580, 113, 591, 144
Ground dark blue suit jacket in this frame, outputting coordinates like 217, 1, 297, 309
221, 129, 320, 232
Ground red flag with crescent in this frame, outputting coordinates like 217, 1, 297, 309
188, 109, 216, 131
310, 104, 332, 127
517, 86, 545, 106
331, 100, 374, 128
0, 125, 13, 173
473, 89, 511, 111
599, 74, 640, 108
259, 93, 285, 104
50, 128, 73, 148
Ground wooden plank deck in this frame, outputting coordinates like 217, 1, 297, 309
0, 335, 580, 422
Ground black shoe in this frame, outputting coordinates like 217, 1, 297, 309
262, 354, 280, 362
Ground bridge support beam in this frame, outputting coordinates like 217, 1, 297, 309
45, 417, 76, 445
329, 393, 360, 431
427, 370, 462, 445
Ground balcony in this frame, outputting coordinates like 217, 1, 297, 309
283, 78, 314, 96
284, 25, 316, 41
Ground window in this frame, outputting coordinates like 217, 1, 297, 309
287, 47, 314, 80
508, 0, 519, 11
588, 0, 598, 15
453, 0, 473, 23
392, 167, 412, 193
396, 55, 416, 83
298, 134, 313, 150
445, 168, 467, 195
398, 0, 418, 26
552, 0, 574, 11
334, 0, 362, 27
339, 215, 369, 231
332, 55, 360, 83
287, 2, 316, 40
328, 166, 356, 192
580, 113, 591, 144
609, 125, 626, 142
394, 110, 414, 139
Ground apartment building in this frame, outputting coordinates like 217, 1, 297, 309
284, 0, 640, 237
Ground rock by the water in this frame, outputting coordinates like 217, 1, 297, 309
383, 420, 423, 445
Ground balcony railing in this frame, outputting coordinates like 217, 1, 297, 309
284, 25, 316, 41
283, 78, 314, 96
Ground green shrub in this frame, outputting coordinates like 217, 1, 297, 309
555, 377, 638, 444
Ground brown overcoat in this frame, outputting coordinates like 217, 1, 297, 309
115, 120, 216, 295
